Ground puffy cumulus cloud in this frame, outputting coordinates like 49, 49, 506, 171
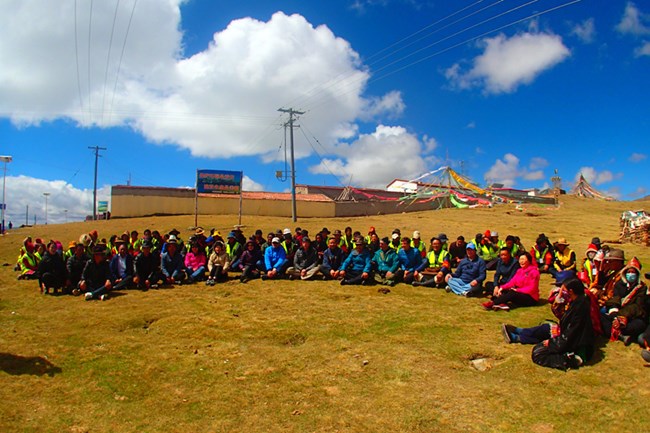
242, 175, 264, 191
3, 175, 111, 225
634, 41, 650, 57
445, 32, 570, 94
616, 2, 650, 36
484, 153, 547, 187
576, 167, 620, 186
629, 152, 647, 162
571, 18, 596, 43
0, 2, 403, 161
308, 125, 428, 189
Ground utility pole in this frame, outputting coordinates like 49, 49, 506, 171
278, 108, 304, 223
88, 146, 106, 220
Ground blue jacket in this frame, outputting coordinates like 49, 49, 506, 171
161, 251, 184, 277
322, 247, 345, 273
453, 256, 487, 284
340, 248, 372, 273
398, 247, 427, 272
373, 248, 399, 273
264, 245, 287, 271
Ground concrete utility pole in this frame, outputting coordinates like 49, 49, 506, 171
278, 108, 304, 223
88, 146, 106, 220
0, 155, 12, 234
43, 192, 50, 225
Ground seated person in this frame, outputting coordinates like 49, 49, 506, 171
396, 237, 427, 284
601, 258, 648, 345
184, 242, 207, 283
504, 235, 521, 257
530, 234, 554, 273
206, 241, 230, 285
17, 241, 40, 280
445, 243, 486, 296
502, 278, 594, 370
281, 228, 299, 273
372, 237, 399, 287
320, 237, 346, 280
225, 232, 244, 271
367, 233, 381, 255
578, 243, 599, 286
109, 243, 135, 290
238, 240, 264, 283
414, 237, 450, 288
448, 235, 466, 268
313, 232, 328, 261
262, 237, 287, 280
388, 232, 401, 251
478, 231, 500, 271
410, 231, 426, 258
80, 246, 112, 301
339, 239, 372, 285
161, 236, 186, 285
38, 241, 67, 294
482, 252, 539, 311
484, 248, 519, 294
551, 238, 576, 278
67, 242, 90, 295
286, 237, 320, 280
134, 240, 163, 290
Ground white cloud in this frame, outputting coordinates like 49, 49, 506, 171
576, 167, 618, 186
634, 41, 650, 57
629, 152, 647, 162
308, 125, 428, 188
571, 18, 596, 43
616, 2, 650, 35
0, 2, 404, 163
3, 175, 110, 226
445, 32, 570, 94
628, 185, 648, 199
466, 121, 476, 129
242, 175, 264, 191
484, 153, 548, 187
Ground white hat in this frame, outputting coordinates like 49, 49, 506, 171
391, 233, 399, 240
412, 231, 421, 239
282, 228, 291, 235
272, 237, 281, 243
490, 231, 498, 237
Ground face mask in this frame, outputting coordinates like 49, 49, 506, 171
626, 272, 638, 284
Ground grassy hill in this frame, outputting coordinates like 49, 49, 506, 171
0, 196, 648, 433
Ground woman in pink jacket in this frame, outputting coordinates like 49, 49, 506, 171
184, 243, 207, 283
482, 252, 540, 311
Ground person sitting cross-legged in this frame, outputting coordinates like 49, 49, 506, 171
286, 237, 320, 280
262, 237, 287, 280
413, 237, 450, 288
66, 242, 90, 295
109, 242, 135, 291
80, 246, 112, 301
445, 243, 486, 296
482, 252, 540, 311
161, 236, 186, 285
484, 247, 519, 295
133, 240, 164, 290
339, 239, 372, 285
319, 237, 346, 280
238, 240, 264, 283
206, 241, 230, 285
372, 237, 399, 286
396, 237, 427, 285
184, 242, 207, 283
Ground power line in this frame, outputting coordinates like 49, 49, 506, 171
101, 0, 121, 125
87, 0, 94, 123
74, 0, 85, 124
108, 0, 138, 124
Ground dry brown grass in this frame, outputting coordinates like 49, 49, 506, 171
0, 196, 648, 433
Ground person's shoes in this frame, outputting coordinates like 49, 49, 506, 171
501, 323, 513, 344
444, 286, 451, 293
482, 300, 494, 310
565, 352, 583, 369
619, 334, 633, 346
492, 304, 510, 311
641, 349, 650, 363
412, 281, 423, 287
261, 274, 268, 281
72, 288, 81, 296
340, 280, 347, 286
385, 280, 395, 287
100, 294, 108, 301
84, 292, 93, 301
288, 274, 295, 281
361, 280, 368, 286
151, 284, 159, 289
240, 277, 249, 283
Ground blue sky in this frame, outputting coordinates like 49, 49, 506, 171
1, 0, 648, 224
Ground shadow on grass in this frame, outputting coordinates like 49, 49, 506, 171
0, 353, 62, 377
586, 337, 608, 366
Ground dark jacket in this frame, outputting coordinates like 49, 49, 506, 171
605, 280, 648, 321
322, 247, 345, 273
109, 253, 135, 280
38, 251, 67, 283
134, 251, 161, 279
67, 253, 90, 283
547, 293, 595, 355
293, 246, 319, 271
82, 259, 112, 288
493, 257, 519, 286
453, 256, 487, 284
239, 249, 263, 270
161, 251, 185, 277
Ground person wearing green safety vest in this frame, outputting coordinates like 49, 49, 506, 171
388, 232, 401, 251
364, 226, 377, 245
504, 235, 521, 257
130, 230, 142, 256
226, 232, 243, 271
411, 231, 426, 258
578, 243, 599, 286
18, 241, 40, 280
414, 237, 451, 288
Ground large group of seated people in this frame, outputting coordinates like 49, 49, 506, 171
14, 225, 650, 369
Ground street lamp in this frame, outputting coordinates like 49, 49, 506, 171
0, 155, 12, 234
43, 192, 50, 225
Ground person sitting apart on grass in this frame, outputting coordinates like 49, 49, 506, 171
134, 240, 163, 290
413, 237, 450, 288
238, 240, 263, 283
339, 239, 372, 285
320, 236, 346, 280
484, 247, 519, 295
286, 237, 320, 281
67, 243, 89, 295
551, 238, 576, 278
501, 278, 594, 371
448, 235, 466, 268
578, 243, 599, 287
396, 237, 427, 285
601, 257, 648, 345
109, 242, 135, 291
482, 252, 539, 311
367, 233, 381, 255
17, 240, 40, 280
530, 234, 554, 274
161, 236, 186, 285
445, 243, 486, 297
206, 241, 230, 285
38, 240, 67, 295
80, 246, 112, 301
263, 237, 287, 281
411, 231, 426, 258
184, 242, 207, 283
372, 237, 399, 287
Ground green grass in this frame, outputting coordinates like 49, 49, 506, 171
0, 196, 649, 432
